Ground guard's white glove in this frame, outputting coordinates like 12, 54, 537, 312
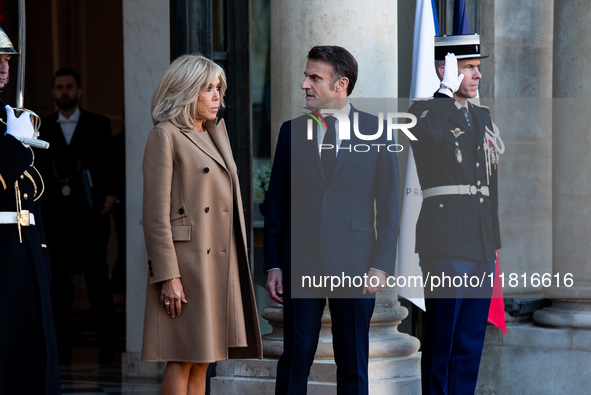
5, 104, 35, 145
440, 53, 465, 94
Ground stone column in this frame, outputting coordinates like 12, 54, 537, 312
121, 0, 170, 378
479, 0, 554, 298
476, 1, 591, 393
533, 0, 591, 328
212, 1, 421, 393
269, 0, 399, 157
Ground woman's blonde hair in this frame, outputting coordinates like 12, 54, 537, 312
151, 54, 226, 129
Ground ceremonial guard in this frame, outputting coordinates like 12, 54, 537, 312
0, 25, 62, 394
408, 34, 504, 395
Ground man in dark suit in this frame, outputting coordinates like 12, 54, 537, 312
407, 34, 502, 395
264, 46, 399, 394
38, 67, 118, 364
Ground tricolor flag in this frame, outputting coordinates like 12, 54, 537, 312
452, 0, 506, 334
453, 0, 470, 35
398, 0, 441, 311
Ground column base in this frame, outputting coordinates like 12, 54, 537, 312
533, 298, 591, 329
122, 352, 166, 379
478, 322, 591, 393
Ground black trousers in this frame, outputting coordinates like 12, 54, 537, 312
276, 282, 376, 395
419, 255, 494, 395
47, 213, 117, 363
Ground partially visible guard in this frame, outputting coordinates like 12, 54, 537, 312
0, 22, 62, 395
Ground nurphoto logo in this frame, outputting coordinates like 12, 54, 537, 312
304, 108, 418, 153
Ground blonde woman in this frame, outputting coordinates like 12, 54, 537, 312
141, 54, 262, 394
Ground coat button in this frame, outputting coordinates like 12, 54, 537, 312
476, 162, 480, 168
23, 193, 28, 199
207, 249, 211, 254
477, 180, 481, 186
148, 260, 152, 266
439, 204, 444, 208
178, 208, 185, 215
455, 142, 459, 147
480, 198, 484, 203
149, 272, 154, 277
204, 167, 209, 173
205, 207, 210, 213
478, 146, 481, 150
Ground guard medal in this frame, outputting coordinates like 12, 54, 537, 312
455, 147, 462, 164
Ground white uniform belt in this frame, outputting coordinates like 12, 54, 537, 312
422, 185, 490, 199
0, 211, 36, 225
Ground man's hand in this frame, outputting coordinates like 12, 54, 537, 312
441, 53, 465, 94
98, 195, 117, 214
363, 268, 389, 295
266, 269, 284, 304
5, 105, 35, 144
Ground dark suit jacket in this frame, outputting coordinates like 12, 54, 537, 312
408, 93, 501, 263
264, 106, 399, 293
37, 108, 115, 262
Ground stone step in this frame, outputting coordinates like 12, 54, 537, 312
211, 356, 421, 394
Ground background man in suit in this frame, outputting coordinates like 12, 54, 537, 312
408, 34, 502, 395
38, 67, 118, 364
264, 46, 399, 394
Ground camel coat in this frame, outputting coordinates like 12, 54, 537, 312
141, 119, 262, 362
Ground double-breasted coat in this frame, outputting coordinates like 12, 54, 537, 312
141, 119, 262, 362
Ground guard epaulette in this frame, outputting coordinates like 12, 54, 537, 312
410, 97, 434, 103
471, 103, 491, 113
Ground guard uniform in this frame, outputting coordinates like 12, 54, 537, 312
409, 91, 502, 395
408, 33, 504, 395
409, 93, 501, 263
0, 101, 62, 394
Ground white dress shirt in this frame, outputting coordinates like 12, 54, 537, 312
317, 102, 351, 158
57, 107, 81, 145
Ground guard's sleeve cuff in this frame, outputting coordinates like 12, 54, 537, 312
437, 87, 454, 98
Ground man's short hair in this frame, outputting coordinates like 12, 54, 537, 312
53, 67, 81, 88
434, 60, 444, 81
308, 46, 358, 96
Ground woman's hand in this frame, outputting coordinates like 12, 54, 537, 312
160, 278, 188, 318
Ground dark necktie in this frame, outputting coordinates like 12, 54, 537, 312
460, 106, 473, 131
321, 116, 337, 177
